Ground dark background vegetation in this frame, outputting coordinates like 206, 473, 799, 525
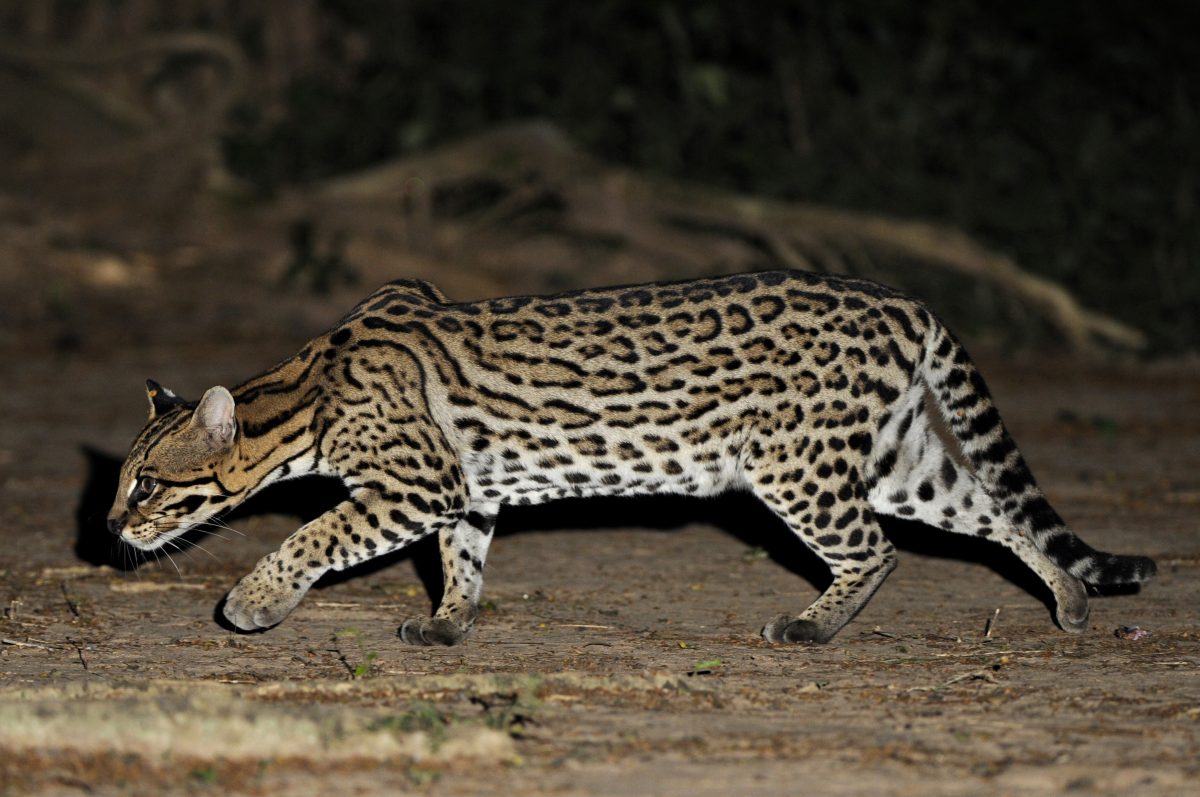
0, 1, 1195, 354
220, 0, 1198, 353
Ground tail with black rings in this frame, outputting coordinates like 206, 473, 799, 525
919, 322, 1156, 586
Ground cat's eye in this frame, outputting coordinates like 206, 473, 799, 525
133, 476, 158, 502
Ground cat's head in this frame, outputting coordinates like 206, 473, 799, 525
107, 380, 241, 551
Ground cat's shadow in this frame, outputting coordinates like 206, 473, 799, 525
75, 447, 133, 569
76, 448, 1063, 627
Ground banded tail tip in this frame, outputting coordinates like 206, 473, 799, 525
1086, 554, 1157, 586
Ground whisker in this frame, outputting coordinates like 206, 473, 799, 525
187, 529, 232, 542
150, 517, 245, 540
212, 519, 246, 538
149, 519, 232, 546
165, 539, 203, 568
178, 539, 221, 563
185, 521, 236, 535
199, 516, 246, 537
118, 540, 143, 577
157, 546, 183, 579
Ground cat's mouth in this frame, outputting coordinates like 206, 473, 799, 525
119, 519, 195, 552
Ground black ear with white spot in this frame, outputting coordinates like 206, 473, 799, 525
146, 379, 187, 419
190, 386, 237, 452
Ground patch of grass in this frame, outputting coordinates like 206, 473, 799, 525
470, 690, 540, 740
370, 702, 447, 734
370, 701, 451, 749
353, 651, 378, 679
330, 628, 379, 680
405, 766, 443, 787
741, 546, 769, 563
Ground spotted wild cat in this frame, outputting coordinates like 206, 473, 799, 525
107, 270, 1155, 644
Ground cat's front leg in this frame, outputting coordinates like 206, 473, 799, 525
222, 546, 318, 631
400, 502, 499, 646
223, 486, 460, 631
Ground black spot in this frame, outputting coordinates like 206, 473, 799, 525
1043, 531, 1088, 570
976, 437, 1017, 465
967, 407, 1002, 439
1020, 495, 1061, 532
465, 512, 495, 533
874, 450, 897, 480
998, 463, 1036, 494
917, 481, 935, 502
847, 432, 872, 454
882, 305, 921, 343
943, 369, 967, 389
874, 380, 901, 403
940, 457, 958, 489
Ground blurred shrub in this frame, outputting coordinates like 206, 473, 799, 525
222, 0, 1198, 352
281, 219, 358, 294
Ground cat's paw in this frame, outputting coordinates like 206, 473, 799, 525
1055, 577, 1090, 634
761, 614, 835, 644
399, 617, 469, 646
222, 559, 307, 631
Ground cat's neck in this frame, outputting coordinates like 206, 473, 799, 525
230, 345, 327, 490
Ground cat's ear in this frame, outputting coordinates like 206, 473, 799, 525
146, 379, 187, 420
190, 386, 237, 451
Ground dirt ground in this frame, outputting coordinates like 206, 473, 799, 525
0, 215, 1198, 797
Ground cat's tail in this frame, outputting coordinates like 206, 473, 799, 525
918, 321, 1156, 586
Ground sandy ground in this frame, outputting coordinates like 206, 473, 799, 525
0, 254, 1198, 797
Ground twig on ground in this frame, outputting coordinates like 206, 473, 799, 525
983, 607, 1001, 639
61, 581, 81, 618
906, 669, 1000, 693
2, 637, 58, 650
67, 637, 90, 671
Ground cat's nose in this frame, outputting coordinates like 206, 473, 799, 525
107, 514, 127, 536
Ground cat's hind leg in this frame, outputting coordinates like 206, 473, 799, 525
867, 406, 1089, 632
748, 450, 897, 644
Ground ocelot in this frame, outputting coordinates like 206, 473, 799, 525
107, 270, 1155, 644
